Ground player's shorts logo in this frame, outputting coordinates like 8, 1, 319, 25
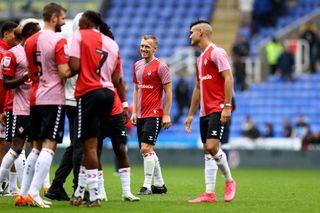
18, 127, 24, 134
211, 130, 217, 136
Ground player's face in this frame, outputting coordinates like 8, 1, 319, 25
55, 11, 66, 32
189, 26, 201, 47
140, 39, 156, 59
4, 30, 18, 47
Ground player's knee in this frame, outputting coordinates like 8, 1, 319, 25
140, 146, 150, 154
12, 146, 23, 155
206, 142, 219, 154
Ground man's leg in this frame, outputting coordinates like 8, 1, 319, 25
152, 152, 167, 194
28, 140, 56, 207
0, 137, 25, 192
112, 141, 139, 201
139, 142, 155, 195
45, 105, 76, 201
207, 139, 236, 202
44, 144, 72, 201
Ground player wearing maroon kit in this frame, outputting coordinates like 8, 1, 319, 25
69, 10, 125, 207
23, 3, 71, 208
185, 20, 236, 203
131, 35, 172, 195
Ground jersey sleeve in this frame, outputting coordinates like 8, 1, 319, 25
211, 47, 231, 72
55, 38, 69, 65
133, 63, 138, 84
0, 52, 16, 77
114, 52, 123, 77
69, 30, 81, 59
158, 62, 171, 84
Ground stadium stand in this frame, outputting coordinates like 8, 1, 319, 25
248, 0, 320, 57
231, 73, 320, 138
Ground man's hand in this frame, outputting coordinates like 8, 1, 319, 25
162, 114, 171, 129
184, 116, 193, 133
220, 107, 231, 125
0, 113, 6, 125
130, 112, 137, 125
123, 107, 129, 124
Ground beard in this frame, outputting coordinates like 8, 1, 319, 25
55, 21, 62, 32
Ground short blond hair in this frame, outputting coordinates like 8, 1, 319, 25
142, 34, 158, 47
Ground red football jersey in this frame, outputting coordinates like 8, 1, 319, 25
0, 39, 12, 113
70, 29, 122, 100
133, 58, 171, 118
196, 44, 231, 116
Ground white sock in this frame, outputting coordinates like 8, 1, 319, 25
98, 170, 106, 196
43, 173, 51, 189
142, 152, 155, 190
213, 148, 233, 182
20, 148, 39, 197
9, 171, 18, 193
205, 154, 218, 194
0, 149, 18, 182
153, 153, 165, 187
14, 150, 26, 184
86, 169, 99, 202
74, 166, 86, 198
119, 167, 131, 196
28, 148, 54, 198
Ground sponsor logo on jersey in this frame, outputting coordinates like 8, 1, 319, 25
199, 74, 212, 81
138, 84, 154, 89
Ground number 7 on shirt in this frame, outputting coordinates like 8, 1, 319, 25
95, 48, 108, 74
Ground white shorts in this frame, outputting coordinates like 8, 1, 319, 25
0, 123, 5, 139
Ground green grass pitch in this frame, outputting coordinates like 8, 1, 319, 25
0, 165, 319, 213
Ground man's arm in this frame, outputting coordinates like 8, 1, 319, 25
3, 72, 29, 90
184, 79, 200, 133
130, 83, 138, 125
112, 72, 129, 123
162, 82, 172, 129
69, 56, 80, 76
58, 63, 72, 78
220, 69, 234, 125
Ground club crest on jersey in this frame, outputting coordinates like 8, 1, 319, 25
147, 70, 152, 76
204, 58, 208, 66
3, 56, 11, 67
